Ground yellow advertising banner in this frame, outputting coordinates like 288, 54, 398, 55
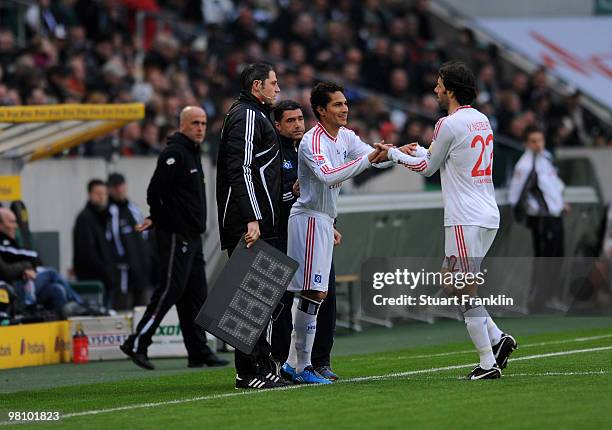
0, 321, 71, 369
0, 175, 21, 201
0, 103, 144, 123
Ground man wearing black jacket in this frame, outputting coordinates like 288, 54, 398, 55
216, 63, 284, 389
73, 179, 117, 306
121, 106, 227, 370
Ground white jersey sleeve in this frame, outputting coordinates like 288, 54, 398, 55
388, 118, 453, 177
301, 131, 371, 186
345, 129, 394, 169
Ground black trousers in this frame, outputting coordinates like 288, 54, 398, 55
227, 240, 276, 377
131, 229, 213, 360
527, 215, 564, 307
527, 215, 564, 258
271, 239, 337, 368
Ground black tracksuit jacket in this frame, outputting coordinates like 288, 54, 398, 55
216, 91, 282, 250
147, 132, 207, 238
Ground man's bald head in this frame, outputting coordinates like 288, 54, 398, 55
179, 106, 207, 144
0, 208, 18, 240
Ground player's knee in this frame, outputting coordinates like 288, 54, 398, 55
301, 290, 327, 302
296, 294, 323, 315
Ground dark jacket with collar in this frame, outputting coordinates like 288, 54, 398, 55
216, 91, 282, 250
279, 134, 299, 239
147, 132, 207, 238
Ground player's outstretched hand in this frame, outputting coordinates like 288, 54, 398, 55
398, 142, 419, 156
370, 141, 389, 163
245, 220, 260, 248
135, 218, 153, 233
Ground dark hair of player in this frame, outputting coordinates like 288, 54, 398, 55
240, 63, 274, 92
438, 61, 478, 106
310, 81, 345, 120
272, 99, 302, 122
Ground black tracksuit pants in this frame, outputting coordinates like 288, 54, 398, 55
271, 239, 337, 368
227, 240, 277, 377
131, 229, 213, 360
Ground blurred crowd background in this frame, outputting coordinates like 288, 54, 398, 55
0, 0, 610, 164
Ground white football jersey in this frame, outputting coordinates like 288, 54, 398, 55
388, 106, 500, 228
292, 123, 390, 219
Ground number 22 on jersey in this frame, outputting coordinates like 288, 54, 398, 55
471, 133, 493, 177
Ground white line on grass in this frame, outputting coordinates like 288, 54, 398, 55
45, 346, 612, 421
1, 345, 610, 426
350, 333, 612, 362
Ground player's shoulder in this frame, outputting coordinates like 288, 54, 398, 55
299, 126, 320, 151
339, 126, 357, 137
433, 115, 450, 140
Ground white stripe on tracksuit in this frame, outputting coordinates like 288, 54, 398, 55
133, 234, 177, 352
243, 109, 262, 220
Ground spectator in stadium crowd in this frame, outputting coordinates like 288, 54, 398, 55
0, 208, 82, 318
121, 106, 228, 371
508, 125, 567, 310
107, 173, 152, 310
73, 179, 117, 308
270, 99, 341, 381
216, 63, 285, 389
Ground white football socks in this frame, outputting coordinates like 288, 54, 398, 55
464, 306, 496, 369
482, 307, 503, 346
287, 296, 321, 373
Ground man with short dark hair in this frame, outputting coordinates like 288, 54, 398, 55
271, 99, 340, 381
282, 82, 390, 384
121, 106, 228, 370
73, 179, 117, 306
216, 63, 285, 389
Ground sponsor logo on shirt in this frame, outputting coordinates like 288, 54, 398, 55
283, 160, 293, 169
314, 155, 325, 166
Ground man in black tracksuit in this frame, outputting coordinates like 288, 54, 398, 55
216, 63, 284, 389
121, 106, 227, 370
270, 100, 340, 381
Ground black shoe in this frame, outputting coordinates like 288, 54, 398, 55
235, 374, 286, 389
120, 341, 154, 370
263, 370, 292, 386
269, 357, 294, 385
187, 354, 229, 368
492, 333, 518, 369
466, 365, 502, 380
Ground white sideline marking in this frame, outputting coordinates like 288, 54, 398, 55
1, 345, 610, 425
57, 346, 612, 420
350, 333, 612, 362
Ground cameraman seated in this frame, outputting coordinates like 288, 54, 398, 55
0, 208, 82, 318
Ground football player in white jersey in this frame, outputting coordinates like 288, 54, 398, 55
380, 61, 517, 379
282, 82, 392, 384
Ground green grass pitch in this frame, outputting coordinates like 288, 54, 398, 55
1, 317, 611, 429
